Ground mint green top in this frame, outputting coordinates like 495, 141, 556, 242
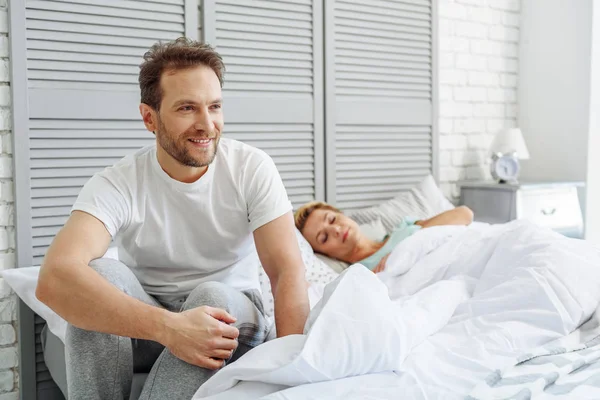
358, 217, 421, 271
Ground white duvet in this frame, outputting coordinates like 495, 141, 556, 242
193, 220, 600, 399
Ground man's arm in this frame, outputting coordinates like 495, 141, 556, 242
37, 211, 240, 369
253, 211, 310, 337
415, 206, 474, 228
36, 211, 173, 341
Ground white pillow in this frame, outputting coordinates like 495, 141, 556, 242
1, 267, 67, 343
0, 246, 120, 344
258, 229, 339, 318
314, 254, 349, 274
347, 174, 454, 233
314, 218, 387, 273
358, 218, 387, 241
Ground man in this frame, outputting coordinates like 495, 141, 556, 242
36, 37, 310, 400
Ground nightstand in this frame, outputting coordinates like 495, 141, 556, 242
459, 181, 585, 238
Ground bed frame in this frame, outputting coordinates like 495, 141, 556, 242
18, 303, 62, 399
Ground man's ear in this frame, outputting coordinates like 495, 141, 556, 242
139, 103, 158, 134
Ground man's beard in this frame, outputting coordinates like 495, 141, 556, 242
155, 116, 219, 168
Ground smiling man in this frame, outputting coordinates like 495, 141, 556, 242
35, 38, 309, 400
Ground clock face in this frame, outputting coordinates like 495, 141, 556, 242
491, 155, 520, 181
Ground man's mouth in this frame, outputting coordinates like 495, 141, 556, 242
343, 229, 349, 242
188, 138, 212, 148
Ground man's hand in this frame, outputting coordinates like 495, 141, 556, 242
161, 306, 240, 370
373, 254, 390, 274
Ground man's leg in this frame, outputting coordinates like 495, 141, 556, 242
65, 258, 164, 400
139, 282, 270, 400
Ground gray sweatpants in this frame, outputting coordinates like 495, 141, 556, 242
65, 258, 270, 400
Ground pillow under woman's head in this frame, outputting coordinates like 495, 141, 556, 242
258, 228, 339, 318
347, 174, 454, 233
291, 175, 453, 272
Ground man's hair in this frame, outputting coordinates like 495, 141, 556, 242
139, 37, 225, 110
294, 201, 341, 232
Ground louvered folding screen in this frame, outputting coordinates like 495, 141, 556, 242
325, 0, 437, 211
201, 0, 324, 209
10, 1, 437, 398
10, 1, 197, 398
25, 0, 195, 266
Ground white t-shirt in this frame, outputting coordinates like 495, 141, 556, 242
72, 138, 292, 300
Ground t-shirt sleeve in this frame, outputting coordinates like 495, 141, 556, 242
244, 153, 293, 232
71, 173, 130, 238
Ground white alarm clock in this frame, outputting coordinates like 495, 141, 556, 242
490, 152, 520, 183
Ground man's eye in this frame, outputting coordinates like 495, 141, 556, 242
211, 104, 222, 110
179, 106, 194, 111
330, 216, 336, 223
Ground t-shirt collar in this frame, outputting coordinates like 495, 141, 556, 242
150, 145, 216, 192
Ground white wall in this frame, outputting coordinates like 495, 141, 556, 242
518, 0, 599, 241
586, 2, 600, 243
0, 0, 18, 397
437, 0, 521, 203
518, 0, 593, 182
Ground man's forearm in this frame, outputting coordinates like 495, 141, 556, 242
272, 271, 310, 337
37, 262, 173, 344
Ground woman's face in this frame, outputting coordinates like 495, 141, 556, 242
302, 209, 362, 261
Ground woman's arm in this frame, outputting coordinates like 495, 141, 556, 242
415, 206, 474, 228
372, 206, 474, 274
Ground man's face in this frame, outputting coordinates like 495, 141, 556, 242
153, 66, 223, 168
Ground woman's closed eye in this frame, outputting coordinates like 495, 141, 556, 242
320, 233, 328, 244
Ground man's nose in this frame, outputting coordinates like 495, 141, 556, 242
194, 110, 212, 133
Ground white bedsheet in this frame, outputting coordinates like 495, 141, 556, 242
193, 220, 600, 399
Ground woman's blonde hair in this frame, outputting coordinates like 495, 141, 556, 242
294, 201, 341, 232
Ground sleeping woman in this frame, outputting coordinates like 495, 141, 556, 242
294, 202, 474, 273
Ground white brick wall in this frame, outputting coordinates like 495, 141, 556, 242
0, 0, 17, 398
438, 0, 520, 202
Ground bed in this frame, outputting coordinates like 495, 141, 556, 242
4, 175, 600, 399
35, 286, 600, 400
188, 217, 600, 399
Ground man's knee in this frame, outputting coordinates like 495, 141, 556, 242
184, 282, 269, 350
66, 321, 107, 341
88, 258, 139, 294
183, 281, 235, 311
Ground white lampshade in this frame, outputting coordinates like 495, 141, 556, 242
489, 128, 530, 160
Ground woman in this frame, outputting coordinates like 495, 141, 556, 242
295, 202, 474, 273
